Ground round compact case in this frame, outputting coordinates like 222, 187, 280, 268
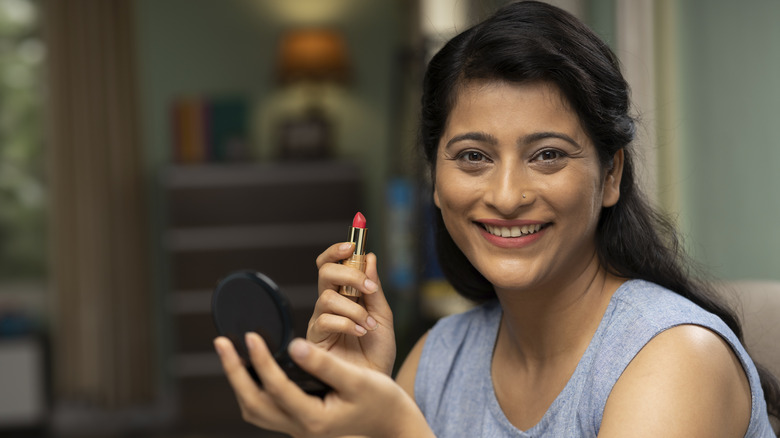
211, 271, 330, 397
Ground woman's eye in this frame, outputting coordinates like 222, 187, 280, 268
458, 150, 487, 162
534, 149, 564, 161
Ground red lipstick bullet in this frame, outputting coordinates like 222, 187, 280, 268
339, 212, 368, 298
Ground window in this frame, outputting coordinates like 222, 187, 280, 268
0, 0, 46, 281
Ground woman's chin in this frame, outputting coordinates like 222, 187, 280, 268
480, 272, 540, 295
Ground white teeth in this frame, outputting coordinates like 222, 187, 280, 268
484, 223, 543, 237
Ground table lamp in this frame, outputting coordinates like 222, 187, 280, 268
275, 28, 351, 160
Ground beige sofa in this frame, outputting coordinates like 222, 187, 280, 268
725, 281, 780, 379
722, 281, 780, 432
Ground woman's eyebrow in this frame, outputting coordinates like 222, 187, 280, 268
520, 131, 581, 148
444, 131, 497, 150
445, 130, 582, 150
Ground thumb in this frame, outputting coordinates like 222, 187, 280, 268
288, 338, 362, 393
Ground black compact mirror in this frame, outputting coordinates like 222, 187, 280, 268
212, 271, 330, 397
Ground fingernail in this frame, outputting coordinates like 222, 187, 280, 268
366, 316, 378, 330
245, 332, 258, 351
289, 338, 310, 360
364, 278, 378, 292
214, 339, 225, 356
355, 324, 368, 335
339, 242, 352, 251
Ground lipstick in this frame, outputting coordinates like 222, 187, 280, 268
339, 212, 368, 298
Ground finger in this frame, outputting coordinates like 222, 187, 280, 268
361, 253, 393, 324
317, 262, 379, 298
244, 332, 301, 399
214, 336, 263, 402
213, 337, 290, 425
245, 333, 320, 419
309, 311, 371, 342
288, 338, 381, 395
315, 242, 355, 269
309, 289, 376, 336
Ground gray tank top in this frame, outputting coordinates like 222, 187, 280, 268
415, 279, 775, 437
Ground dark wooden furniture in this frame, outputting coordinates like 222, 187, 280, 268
162, 161, 361, 434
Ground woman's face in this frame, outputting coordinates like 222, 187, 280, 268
434, 80, 622, 293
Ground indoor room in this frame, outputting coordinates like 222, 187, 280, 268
0, 0, 778, 436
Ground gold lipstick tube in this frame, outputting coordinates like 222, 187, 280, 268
339, 226, 367, 298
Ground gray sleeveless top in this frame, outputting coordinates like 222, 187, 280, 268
415, 280, 775, 437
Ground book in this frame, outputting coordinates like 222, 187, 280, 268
170, 95, 248, 164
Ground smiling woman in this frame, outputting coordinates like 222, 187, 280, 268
412, 1, 778, 435
213, 2, 779, 437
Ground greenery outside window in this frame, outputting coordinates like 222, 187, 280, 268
0, 0, 45, 282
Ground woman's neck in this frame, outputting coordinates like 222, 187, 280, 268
493, 255, 624, 369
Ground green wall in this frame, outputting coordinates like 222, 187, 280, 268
674, 1, 780, 280
134, 0, 405, 277
133, 0, 406, 382
135, 0, 403, 213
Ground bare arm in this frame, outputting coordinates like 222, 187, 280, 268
395, 331, 429, 399
599, 324, 751, 437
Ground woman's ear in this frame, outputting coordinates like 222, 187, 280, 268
433, 185, 441, 208
602, 149, 624, 208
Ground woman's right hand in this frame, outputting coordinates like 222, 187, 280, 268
215, 334, 434, 438
308, 242, 396, 376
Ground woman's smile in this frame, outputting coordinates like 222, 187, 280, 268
433, 79, 622, 292
476, 220, 551, 249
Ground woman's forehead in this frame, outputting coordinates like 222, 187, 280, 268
444, 80, 585, 140
451, 79, 573, 111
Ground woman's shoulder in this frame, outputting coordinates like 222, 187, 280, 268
612, 279, 697, 309
609, 279, 725, 330
600, 323, 753, 437
600, 280, 749, 385
598, 279, 770, 437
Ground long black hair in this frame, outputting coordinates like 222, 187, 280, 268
419, 0, 779, 423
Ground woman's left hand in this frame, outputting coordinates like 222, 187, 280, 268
214, 333, 433, 438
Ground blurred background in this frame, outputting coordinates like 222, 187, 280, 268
0, 0, 777, 436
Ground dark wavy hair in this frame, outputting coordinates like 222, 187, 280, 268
419, 0, 779, 424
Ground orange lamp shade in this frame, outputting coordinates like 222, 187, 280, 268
277, 29, 351, 85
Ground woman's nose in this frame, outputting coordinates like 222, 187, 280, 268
484, 165, 532, 216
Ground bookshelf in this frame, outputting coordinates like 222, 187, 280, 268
161, 161, 362, 432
